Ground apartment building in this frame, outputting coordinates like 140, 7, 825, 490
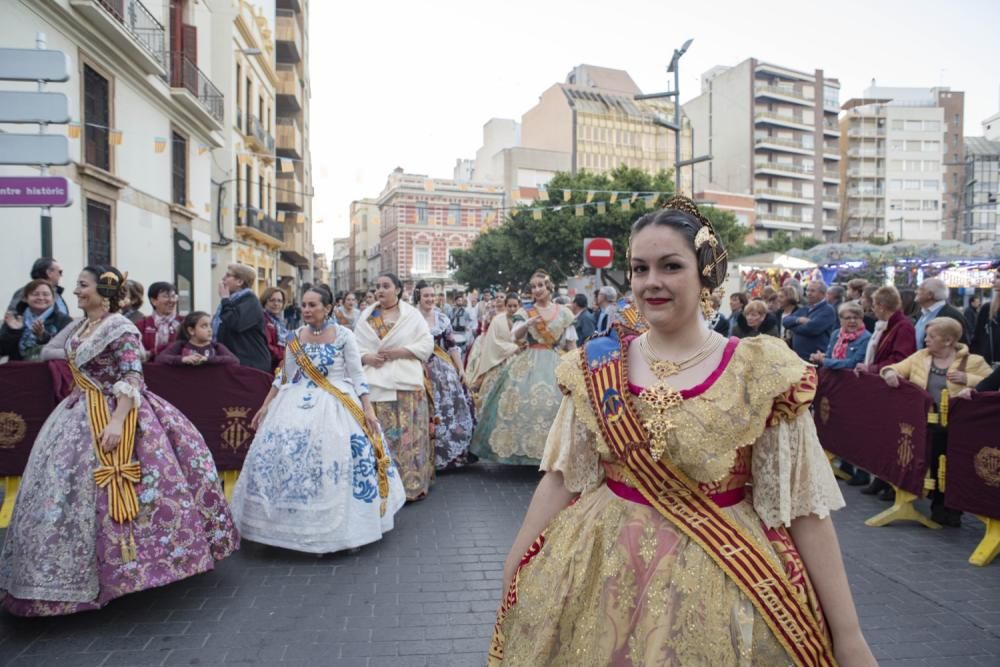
520, 65, 693, 189
348, 199, 379, 292
210, 0, 279, 296
1, 0, 224, 312
961, 137, 1000, 243
376, 168, 503, 288
273, 0, 313, 292
840, 86, 951, 241
684, 59, 841, 241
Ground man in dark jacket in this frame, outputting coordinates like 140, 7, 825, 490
213, 263, 271, 372
914, 278, 968, 349
782, 281, 837, 361
570, 294, 596, 341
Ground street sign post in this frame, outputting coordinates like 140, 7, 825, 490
0, 177, 72, 207
583, 237, 614, 269
0, 48, 71, 82
0, 36, 73, 257
0, 91, 71, 124
0, 134, 70, 166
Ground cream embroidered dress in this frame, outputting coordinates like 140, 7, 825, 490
470, 305, 577, 465
490, 335, 845, 666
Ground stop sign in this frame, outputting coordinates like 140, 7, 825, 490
583, 237, 614, 269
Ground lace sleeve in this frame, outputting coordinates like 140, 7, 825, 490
751, 411, 845, 529
539, 395, 604, 494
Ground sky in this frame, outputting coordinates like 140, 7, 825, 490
308, 0, 1000, 255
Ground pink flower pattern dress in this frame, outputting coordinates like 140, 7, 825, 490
0, 314, 239, 616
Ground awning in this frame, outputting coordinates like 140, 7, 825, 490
280, 250, 311, 268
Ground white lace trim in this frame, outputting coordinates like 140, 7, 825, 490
751, 411, 845, 529
539, 396, 604, 494
73, 314, 140, 369
112, 380, 142, 409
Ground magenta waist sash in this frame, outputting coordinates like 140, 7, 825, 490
606, 477, 747, 509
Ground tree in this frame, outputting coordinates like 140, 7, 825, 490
452, 166, 742, 291
744, 232, 823, 256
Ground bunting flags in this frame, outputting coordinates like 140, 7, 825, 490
197, 143, 209, 156
109, 130, 124, 146
575, 205, 584, 217
586, 190, 595, 203
67, 122, 81, 139
279, 158, 294, 173
532, 209, 542, 220
610, 192, 619, 203
423, 179, 435, 192
277, 211, 286, 222
597, 202, 607, 215
563, 189, 571, 202
153, 137, 167, 154
621, 200, 631, 211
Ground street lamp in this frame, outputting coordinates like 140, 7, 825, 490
635, 38, 710, 195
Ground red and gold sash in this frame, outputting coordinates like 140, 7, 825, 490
68, 357, 141, 561
577, 333, 836, 667
287, 337, 391, 515
522, 304, 558, 348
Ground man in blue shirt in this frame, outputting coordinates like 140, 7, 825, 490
782, 280, 837, 361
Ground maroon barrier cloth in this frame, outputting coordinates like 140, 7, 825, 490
945, 393, 1000, 518
142, 363, 272, 471
0, 361, 272, 475
814, 368, 933, 496
0, 362, 60, 475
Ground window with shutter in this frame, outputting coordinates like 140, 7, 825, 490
86, 200, 113, 266
84, 65, 110, 171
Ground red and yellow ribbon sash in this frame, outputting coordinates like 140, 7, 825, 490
522, 304, 558, 348
577, 336, 836, 667
287, 337, 391, 515
68, 359, 142, 527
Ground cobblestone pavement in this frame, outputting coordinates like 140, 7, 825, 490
0, 464, 997, 666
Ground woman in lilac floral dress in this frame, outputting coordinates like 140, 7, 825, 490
414, 281, 475, 469
0, 266, 238, 616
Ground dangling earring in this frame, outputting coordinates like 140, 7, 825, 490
101, 297, 111, 312
700, 287, 715, 320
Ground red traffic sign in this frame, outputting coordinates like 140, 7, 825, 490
583, 237, 614, 269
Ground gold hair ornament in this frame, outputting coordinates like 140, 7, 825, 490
659, 196, 728, 281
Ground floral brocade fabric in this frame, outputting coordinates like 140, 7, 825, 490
0, 316, 238, 616
490, 336, 845, 666
470, 306, 576, 465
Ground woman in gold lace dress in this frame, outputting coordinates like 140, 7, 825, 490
489, 198, 876, 666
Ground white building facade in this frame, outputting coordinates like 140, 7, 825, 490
841, 87, 947, 241
1, 0, 224, 313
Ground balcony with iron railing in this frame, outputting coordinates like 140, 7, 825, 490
754, 136, 815, 155
276, 9, 302, 64
756, 188, 812, 203
71, 0, 167, 75
248, 114, 275, 155
754, 111, 814, 131
169, 51, 224, 130
754, 84, 813, 106
238, 208, 284, 245
754, 161, 815, 179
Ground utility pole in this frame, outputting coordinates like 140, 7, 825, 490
636, 39, 711, 196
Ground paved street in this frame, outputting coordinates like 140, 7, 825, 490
0, 464, 997, 666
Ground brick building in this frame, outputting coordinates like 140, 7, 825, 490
376, 168, 504, 289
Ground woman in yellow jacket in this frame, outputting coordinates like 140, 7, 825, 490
881, 316, 991, 526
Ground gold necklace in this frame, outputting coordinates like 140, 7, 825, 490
636, 331, 724, 461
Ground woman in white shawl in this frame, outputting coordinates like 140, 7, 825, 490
468, 292, 521, 409
355, 272, 435, 501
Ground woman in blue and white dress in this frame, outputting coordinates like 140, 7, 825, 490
231, 285, 405, 553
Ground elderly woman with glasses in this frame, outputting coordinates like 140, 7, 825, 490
810, 302, 872, 370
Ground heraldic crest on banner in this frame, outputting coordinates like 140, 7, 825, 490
221, 406, 253, 452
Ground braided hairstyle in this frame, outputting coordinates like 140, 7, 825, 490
629, 196, 728, 291
83, 265, 127, 313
